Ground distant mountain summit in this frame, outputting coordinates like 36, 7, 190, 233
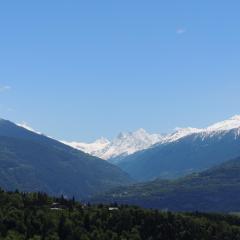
62, 115, 240, 162
117, 115, 240, 180
63, 128, 164, 161
206, 115, 240, 132
62, 137, 111, 158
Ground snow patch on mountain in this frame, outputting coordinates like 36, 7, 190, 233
61, 137, 110, 157
163, 127, 203, 143
18, 122, 42, 135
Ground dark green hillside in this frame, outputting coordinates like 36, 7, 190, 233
1, 190, 240, 239
94, 156, 240, 212
0, 119, 132, 199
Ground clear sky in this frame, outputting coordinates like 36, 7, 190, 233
0, 1, 240, 141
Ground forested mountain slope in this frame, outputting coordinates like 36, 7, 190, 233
0, 119, 132, 199
94, 156, 240, 212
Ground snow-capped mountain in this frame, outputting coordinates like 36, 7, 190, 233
63, 129, 164, 160
117, 115, 240, 181
61, 137, 110, 157
18, 115, 240, 163
62, 115, 240, 161
16, 115, 240, 182
206, 115, 240, 132
101, 129, 164, 160
158, 115, 240, 144
162, 127, 203, 143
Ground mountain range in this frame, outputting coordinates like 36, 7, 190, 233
117, 115, 240, 180
63, 115, 240, 161
0, 119, 132, 199
2, 115, 240, 212
62, 127, 206, 162
62, 115, 240, 181
62, 128, 164, 161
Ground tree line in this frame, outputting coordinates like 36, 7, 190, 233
0, 189, 240, 239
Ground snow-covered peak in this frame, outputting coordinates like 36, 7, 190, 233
94, 137, 110, 145
64, 115, 240, 160
116, 128, 163, 142
63, 129, 164, 160
165, 115, 240, 141
61, 137, 110, 156
164, 127, 203, 143
206, 115, 240, 132
106, 129, 164, 159
133, 128, 148, 136
117, 132, 128, 140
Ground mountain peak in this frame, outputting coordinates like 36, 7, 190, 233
64, 128, 163, 160
164, 127, 202, 142
135, 128, 148, 134
230, 115, 240, 121
206, 115, 240, 132
117, 132, 128, 139
94, 137, 110, 145
58, 114, 240, 161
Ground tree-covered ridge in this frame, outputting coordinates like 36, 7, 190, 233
1, 190, 240, 239
94, 156, 240, 212
0, 119, 132, 199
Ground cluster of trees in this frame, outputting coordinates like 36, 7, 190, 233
0, 189, 240, 239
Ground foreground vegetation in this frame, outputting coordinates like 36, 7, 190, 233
1, 190, 240, 239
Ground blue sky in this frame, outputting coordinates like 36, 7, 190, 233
0, 1, 240, 141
